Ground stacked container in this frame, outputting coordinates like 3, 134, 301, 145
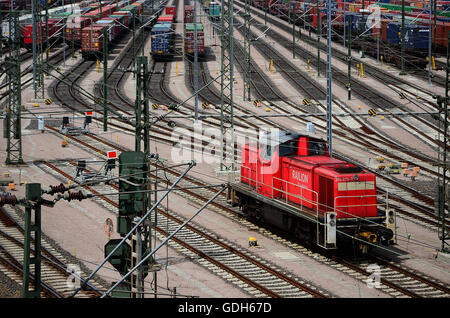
184, 5, 194, 23
184, 23, 204, 55
151, 23, 173, 55
81, 25, 105, 56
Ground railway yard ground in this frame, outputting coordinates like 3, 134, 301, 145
0, 0, 449, 302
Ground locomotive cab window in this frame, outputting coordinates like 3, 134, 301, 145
308, 141, 327, 156
279, 139, 298, 157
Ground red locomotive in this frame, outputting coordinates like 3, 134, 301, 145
230, 131, 395, 251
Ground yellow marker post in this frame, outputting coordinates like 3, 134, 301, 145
356, 63, 360, 75
381, 55, 383, 65
116, 135, 118, 142
68, 180, 71, 187
360, 63, 364, 78
432, 56, 436, 70
270, 59, 273, 74
176, 62, 179, 76
307, 59, 310, 72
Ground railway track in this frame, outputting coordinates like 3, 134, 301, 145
215, 8, 446, 224
41, 0, 446, 235
233, 0, 447, 157
36, 158, 330, 298
36, 128, 450, 298
0, 206, 104, 298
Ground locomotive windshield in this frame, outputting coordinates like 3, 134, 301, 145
308, 141, 327, 156
279, 139, 298, 156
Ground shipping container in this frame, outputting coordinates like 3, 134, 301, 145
165, 6, 176, 20
158, 15, 174, 23
404, 24, 429, 49
184, 23, 205, 55
151, 23, 173, 55
209, 2, 221, 20
184, 5, 194, 23
81, 25, 106, 56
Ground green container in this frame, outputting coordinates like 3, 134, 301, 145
185, 23, 204, 31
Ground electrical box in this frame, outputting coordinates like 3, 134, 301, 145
326, 212, 337, 245
38, 116, 45, 131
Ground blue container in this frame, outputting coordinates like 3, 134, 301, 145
343, 12, 356, 31
151, 23, 172, 54
352, 14, 364, 32
405, 24, 429, 49
387, 22, 400, 45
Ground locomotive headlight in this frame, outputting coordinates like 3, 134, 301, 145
353, 174, 359, 181
329, 213, 336, 227
388, 210, 394, 224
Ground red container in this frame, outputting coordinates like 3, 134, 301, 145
47, 19, 59, 36
165, 6, 176, 20
103, 17, 121, 36
113, 11, 130, 27
81, 25, 105, 53
185, 29, 205, 54
23, 24, 35, 45
184, 5, 194, 23
436, 21, 450, 50
158, 15, 174, 23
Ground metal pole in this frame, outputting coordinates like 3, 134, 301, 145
361, 0, 365, 58
103, 28, 108, 131
343, 0, 346, 48
317, 0, 320, 77
400, 0, 406, 75
326, 0, 332, 156
102, 185, 227, 297
292, 3, 295, 59
244, 0, 251, 101
433, 0, 437, 50
220, 0, 235, 171
264, 0, 267, 25
347, 15, 352, 100
22, 184, 42, 298
428, 8, 432, 86
442, 34, 449, 252
133, 11, 136, 77
194, 0, 199, 122
70, 161, 196, 298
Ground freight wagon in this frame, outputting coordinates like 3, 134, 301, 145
209, 2, 221, 22
184, 23, 205, 57
184, 5, 194, 23
165, 6, 177, 21
80, 1, 146, 59
151, 22, 174, 59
